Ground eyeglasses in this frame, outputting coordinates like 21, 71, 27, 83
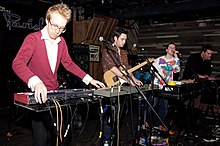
49, 20, 66, 33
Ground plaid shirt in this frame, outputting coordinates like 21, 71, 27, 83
101, 44, 132, 73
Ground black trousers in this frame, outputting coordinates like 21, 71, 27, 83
31, 111, 56, 146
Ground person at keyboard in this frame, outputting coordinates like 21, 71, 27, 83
182, 45, 214, 108
181, 45, 214, 138
148, 42, 180, 132
182, 44, 213, 80
12, 3, 105, 146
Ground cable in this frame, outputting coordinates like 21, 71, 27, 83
64, 105, 69, 131
55, 100, 63, 142
51, 99, 59, 146
99, 99, 103, 139
78, 101, 90, 136
45, 101, 56, 127
117, 85, 121, 146
63, 105, 73, 138
203, 138, 219, 142
50, 99, 63, 146
128, 90, 135, 139
62, 105, 73, 146
95, 99, 104, 145
63, 105, 77, 141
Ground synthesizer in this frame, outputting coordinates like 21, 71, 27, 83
154, 80, 201, 100
14, 88, 95, 105
94, 84, 158, 97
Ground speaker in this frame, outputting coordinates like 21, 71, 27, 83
68, 43, 90, 89
70, 43, 89, 72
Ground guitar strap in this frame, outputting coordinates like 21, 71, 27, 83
118, 50, 123, 66
108, 46, 126, 68
106, 45, 121, 67
118, 49, 128, 68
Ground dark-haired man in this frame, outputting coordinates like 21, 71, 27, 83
182, 45, 213, 80
101, 27, 143, 87
101, 27, 143, 145
150, 43, 180, 130
182, 45, 214, 136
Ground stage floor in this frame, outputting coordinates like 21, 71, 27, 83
0, 101, 219, 146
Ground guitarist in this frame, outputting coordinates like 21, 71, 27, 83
101, 27, 143, 87
100, 27, 143, 145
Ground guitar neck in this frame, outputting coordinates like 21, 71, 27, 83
104, 58, 154, 87
128, 61, 148, 73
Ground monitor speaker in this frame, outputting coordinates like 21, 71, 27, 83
68, 43, 90, 89
70, 43, 89, 72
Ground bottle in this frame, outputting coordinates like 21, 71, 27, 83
104, 141, 109, 146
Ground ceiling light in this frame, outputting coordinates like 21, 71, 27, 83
203, 33, 220, 37
156, 35, 179, 38
196, 19, 212, 23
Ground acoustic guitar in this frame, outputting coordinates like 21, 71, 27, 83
103, 58, 155, 87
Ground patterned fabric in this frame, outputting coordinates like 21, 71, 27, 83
152, 55, 180, 89
101, 44, 132, 73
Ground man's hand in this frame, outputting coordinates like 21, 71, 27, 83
128, 78, 143, 86
133, 78, 143, 86
90, 79, 106, 88
34, 82, 47, 104
173, 53, 179, 59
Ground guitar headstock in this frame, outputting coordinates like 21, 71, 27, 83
147, 58, 155, 63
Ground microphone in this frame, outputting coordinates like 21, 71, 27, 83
171, 50, 181, 55
172, 50, 185, 63
99, 36, 116, 53
99, 36, 112, 45
175, 50, 180, 54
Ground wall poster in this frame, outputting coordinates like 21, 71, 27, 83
89, 44, 100, 61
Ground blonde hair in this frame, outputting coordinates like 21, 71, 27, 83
46, 3, 72, 22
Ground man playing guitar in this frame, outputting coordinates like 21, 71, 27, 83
100, 27, 145, 145
101, 27, 143, 87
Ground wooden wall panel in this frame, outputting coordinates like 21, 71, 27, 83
137, 17, 220, 75
73, 14, 118, 44
73, 19, 91, 43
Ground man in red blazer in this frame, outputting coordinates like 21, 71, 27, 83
12, 3, 105, 146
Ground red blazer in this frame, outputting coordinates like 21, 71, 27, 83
12, 30, 86, 90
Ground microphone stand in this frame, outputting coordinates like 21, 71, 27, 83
119, 58, 160, 146
142, 55, 179, 145
147, 59, 171, 129
120, 55, 173, 145
102, 44, 154, 145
